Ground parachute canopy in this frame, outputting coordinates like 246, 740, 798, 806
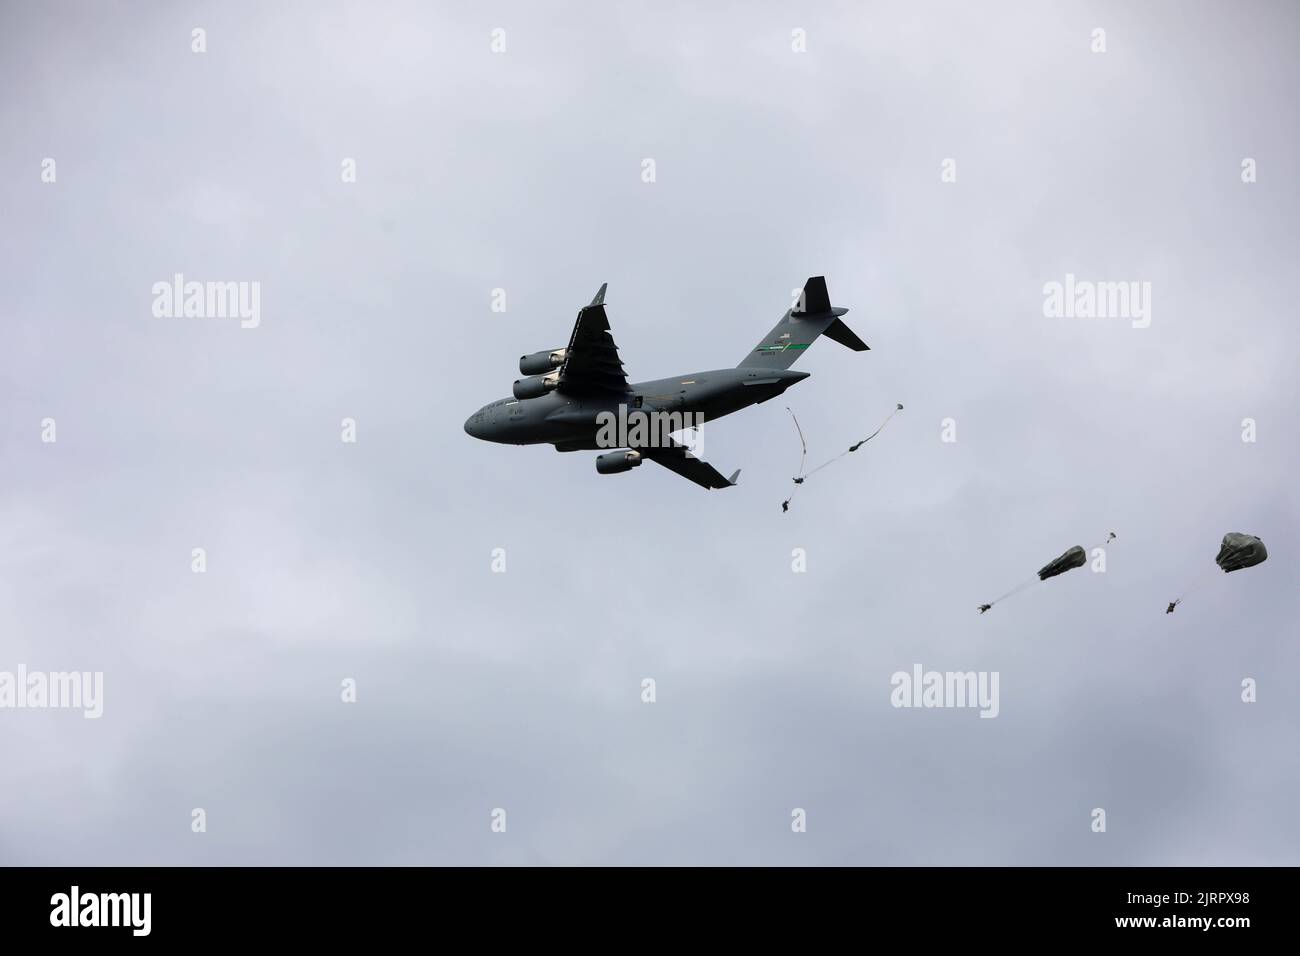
1038, 545, 1087, 581
1216, 532, 1267, 573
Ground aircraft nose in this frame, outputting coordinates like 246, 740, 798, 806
464, 414, 480, 438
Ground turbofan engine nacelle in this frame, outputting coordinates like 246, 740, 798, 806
519, 349, 566, 376
595, 450, 643, 475
512, 371, 560, 400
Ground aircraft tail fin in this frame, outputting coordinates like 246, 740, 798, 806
800, 276, 833, 315
738, 276, 868, 369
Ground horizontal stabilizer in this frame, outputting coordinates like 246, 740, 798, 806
822, 316, 869, 352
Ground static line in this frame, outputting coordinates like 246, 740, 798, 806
782, 403, 903, 513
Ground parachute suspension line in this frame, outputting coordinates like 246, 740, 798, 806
1171, 563, 1221, 606
986, 575, 1039, 606
802, 403, 904, 479
803, 447, 852, 479
781, 407, 807, 513
788, 407, 807, 481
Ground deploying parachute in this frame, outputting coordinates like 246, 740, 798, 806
1166, 532, 1267, 613
1038, 545, 1087, 580
781, 403, 903, 512
979, 533, 1115, 613
1216, 532, 1268, 573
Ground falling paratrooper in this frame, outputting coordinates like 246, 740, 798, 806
1166, 532, 1267, 614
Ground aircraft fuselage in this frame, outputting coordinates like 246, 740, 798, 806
464, 366, 809, 448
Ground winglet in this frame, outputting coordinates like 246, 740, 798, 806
727, 469, 741, 486
590, 283, 607, 307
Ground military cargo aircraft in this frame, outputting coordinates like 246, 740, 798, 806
464, 276, 869, 489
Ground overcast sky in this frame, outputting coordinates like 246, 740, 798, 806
2, 0, 1297, 865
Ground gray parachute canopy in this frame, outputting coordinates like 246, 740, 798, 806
1216, 532, 1268, 573
1038, 545, 1087, 581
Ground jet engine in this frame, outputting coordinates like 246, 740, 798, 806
595, 450, 643, 475
519, 349, 566, 376
512, 371, 560, 400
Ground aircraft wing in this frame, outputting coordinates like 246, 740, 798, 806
641, 440, 740, 490
557, 283, 629, 397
